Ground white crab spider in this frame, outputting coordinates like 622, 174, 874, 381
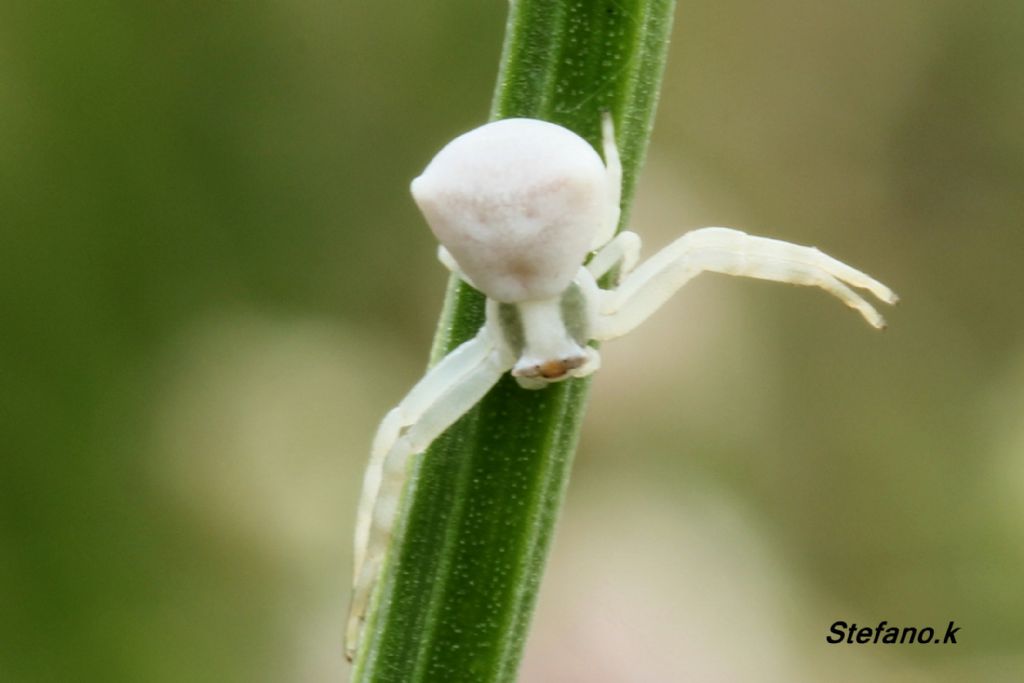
346, 114, 897, 657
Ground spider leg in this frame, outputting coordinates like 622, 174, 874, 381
590, 112, 623, 250
437, 245, 480, 290
587, 230, 641, 281
595, 226, 898, 340
347, 332, 511, 659
353, 328, 495, 572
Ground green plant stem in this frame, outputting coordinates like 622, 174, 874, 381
351, 1, 676, 681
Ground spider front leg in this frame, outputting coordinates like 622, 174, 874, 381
347, 329, 512, 659
595, 226, 898, 340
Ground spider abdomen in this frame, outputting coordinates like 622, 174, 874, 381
411, 118, 609, 302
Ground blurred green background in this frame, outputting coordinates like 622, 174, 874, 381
3, 1, 1022, 681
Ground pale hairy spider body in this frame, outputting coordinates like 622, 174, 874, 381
345, 114, 897, 658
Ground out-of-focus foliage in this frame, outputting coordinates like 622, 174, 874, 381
1, 1, 1021, 681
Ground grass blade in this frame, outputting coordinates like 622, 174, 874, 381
351, 2, 676, 680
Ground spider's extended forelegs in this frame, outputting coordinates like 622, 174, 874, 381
347, 330, 511, 659
595, 227, 898, 340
